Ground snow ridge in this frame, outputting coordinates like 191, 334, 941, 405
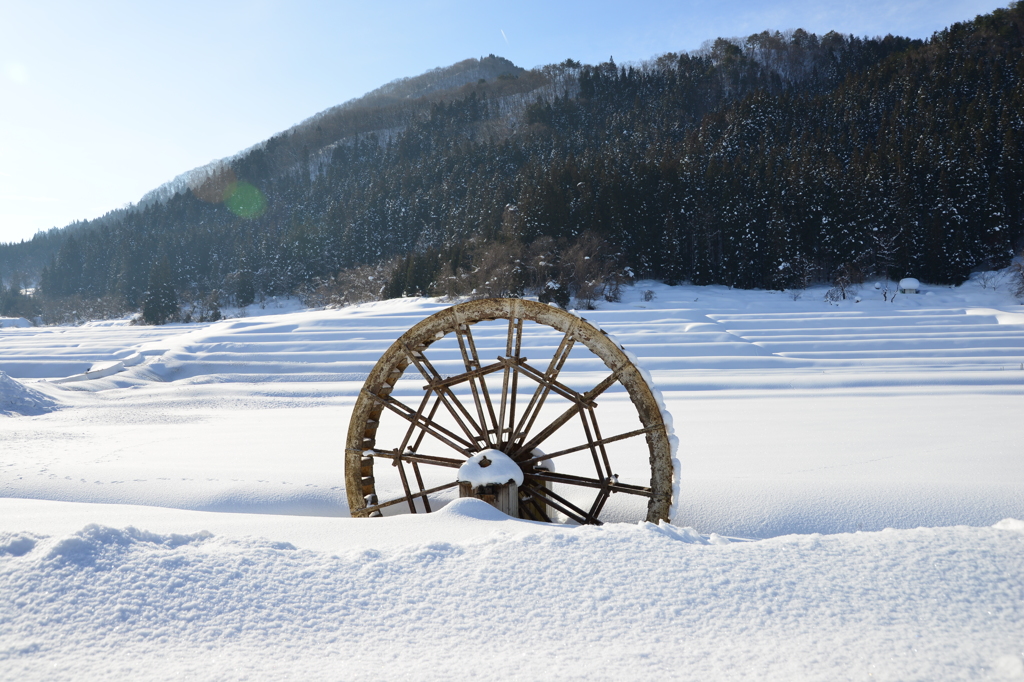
0, 371, 58, 416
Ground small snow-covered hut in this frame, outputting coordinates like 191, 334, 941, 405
899, 277, 920, 294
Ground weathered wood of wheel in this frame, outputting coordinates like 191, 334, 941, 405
345, 298, 673, 524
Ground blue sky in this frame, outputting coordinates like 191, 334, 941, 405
0, 0, 1008, 244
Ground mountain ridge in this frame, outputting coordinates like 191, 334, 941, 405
135, 55, 527, 211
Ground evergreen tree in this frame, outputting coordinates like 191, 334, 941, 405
142, 256, 178, 325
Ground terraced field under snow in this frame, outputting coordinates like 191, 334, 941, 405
3, 282, 1023, 536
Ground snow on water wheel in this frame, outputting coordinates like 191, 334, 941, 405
345, 298, 674, 524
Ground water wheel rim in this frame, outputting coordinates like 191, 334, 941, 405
345, 298, 674, 524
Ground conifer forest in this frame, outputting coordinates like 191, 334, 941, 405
2, 4, 1024, 322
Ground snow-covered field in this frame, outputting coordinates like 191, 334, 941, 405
2, 280, 1024, 680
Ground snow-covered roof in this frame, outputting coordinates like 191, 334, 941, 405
899, 277, 920, 289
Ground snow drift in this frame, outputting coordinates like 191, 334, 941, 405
0, 371, 57, 416
1, 516, 1022, 680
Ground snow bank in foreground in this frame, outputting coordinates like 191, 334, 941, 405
0, 371, 57, 416
1, 517, 1022, 680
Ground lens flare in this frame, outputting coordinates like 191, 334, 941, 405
190, 169, 267, 219
224, 181, 267, 219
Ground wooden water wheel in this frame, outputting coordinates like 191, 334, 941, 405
345, 298, 674, 524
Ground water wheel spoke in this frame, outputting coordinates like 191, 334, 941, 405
363, 449, 465, 469
410, 395, 443, 453
434, 387, 490, 448
519, 426, 657, 466
402, 344, 488, 447
508, 327, 577, 448
462, 324, 501, 438
455, 324, 499, 448
381, 390, 428, 513
525, 470, 652, 497
523, 481, 599, 525
577, 407, 607, 481
426, 360, 506, 390
362, 447, 455, 513
509, 383, 559, 456
412, 462, 431, 513
394, 455, 416, 513
518, 490, 551, 523
398, 389, 434, 454
363, 389, 474, 454
361, 481, 460, 515
588, 489, 611, 520
583, 405, 615, 482
513, 360, 594, 407
497, 317, 524, 449
511, 372, 619, 458
520, 481, 587, 525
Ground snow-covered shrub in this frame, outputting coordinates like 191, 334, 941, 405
40, 294, 131, 326
178, 290, 222, 323
468, 240, 527, 299
538, 279, 569, 308
562, 232, 616, 309
300, 261, 395, 308
422, 232, 630, 308
827, 261, 863, 302
975, 270, 1003, 290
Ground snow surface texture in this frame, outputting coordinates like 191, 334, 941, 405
457, 449, 525, 487
1, 505, 1022, 680
2, 280, 1024, 679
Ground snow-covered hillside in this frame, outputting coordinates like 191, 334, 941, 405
2, 280, 1023, 679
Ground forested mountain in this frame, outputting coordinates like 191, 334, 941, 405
3, 4, 1024, 322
